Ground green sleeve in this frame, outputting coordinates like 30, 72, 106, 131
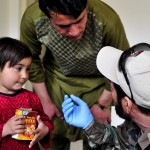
88, 0, 130, 50
20, 3, 45, 83
102, 11, 130, 50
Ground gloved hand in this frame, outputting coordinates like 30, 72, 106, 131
62, 94, 94, 129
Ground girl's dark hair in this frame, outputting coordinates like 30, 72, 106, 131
114, 83, 150, 118
0, 37, 32, 70
39, 0, 87, 19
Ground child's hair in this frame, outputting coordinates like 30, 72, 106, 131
0, 37, 32, 70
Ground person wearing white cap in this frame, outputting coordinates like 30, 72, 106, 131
62, 43, 150, 149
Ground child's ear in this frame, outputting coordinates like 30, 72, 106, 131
121, 96, 133, 114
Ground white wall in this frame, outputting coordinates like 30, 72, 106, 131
0, 0, 35, 39
102, 0, 150, 46
0, 0, 9, 36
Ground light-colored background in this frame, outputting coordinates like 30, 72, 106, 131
1, 0, 150, 149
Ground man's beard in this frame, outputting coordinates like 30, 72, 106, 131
115, 100, 130, 120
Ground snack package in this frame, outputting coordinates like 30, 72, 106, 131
12, 108, 37, 140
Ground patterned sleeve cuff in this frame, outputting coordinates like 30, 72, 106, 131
83, 119, 106, 144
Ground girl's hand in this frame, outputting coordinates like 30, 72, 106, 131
2, 115, 26, 137
29, 115, 49, 148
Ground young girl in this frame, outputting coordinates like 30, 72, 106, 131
0, 37, 54, 150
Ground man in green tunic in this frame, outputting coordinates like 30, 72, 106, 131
20, 0, 129, 149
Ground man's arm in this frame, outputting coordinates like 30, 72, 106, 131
90, 89, 112, 123
62, 94, 121, 149
32, 82, 62, 120
83, 119, 121, 149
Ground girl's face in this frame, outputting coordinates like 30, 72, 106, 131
0, 57, 32, 94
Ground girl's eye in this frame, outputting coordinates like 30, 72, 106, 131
26, 67, 31, 72
15, 67, 22, 71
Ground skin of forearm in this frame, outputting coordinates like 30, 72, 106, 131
32, 82, 53, 104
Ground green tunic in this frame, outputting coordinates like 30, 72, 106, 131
20, 0, 129, 147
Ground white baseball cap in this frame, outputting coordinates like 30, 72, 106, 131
96, 44, 150, 109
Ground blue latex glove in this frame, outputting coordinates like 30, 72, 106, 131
62, 94, 94, 129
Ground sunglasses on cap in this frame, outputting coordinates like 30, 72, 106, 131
118, 43, 150, 102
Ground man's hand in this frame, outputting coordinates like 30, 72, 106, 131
62, 94, 94, 129
90, 104, 111, 123
42, 101, 62, 121
32, 82, 62, 120
91, 89, 112, 124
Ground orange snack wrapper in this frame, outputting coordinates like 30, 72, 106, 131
12, 108, 37, 140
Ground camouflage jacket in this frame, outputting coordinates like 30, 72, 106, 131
84, 119, 150, 150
